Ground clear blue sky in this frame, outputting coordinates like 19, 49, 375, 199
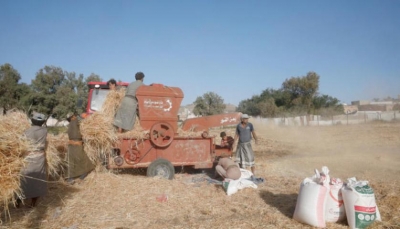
1, 0, 399, 106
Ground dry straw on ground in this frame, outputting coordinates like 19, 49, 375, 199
1, 120, 400, 228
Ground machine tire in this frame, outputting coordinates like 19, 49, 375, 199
146, 158, 175, 180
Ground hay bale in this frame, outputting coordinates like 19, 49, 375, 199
117, 116, 147, 139
100, 88, 126, 119
0, 110, 31, 133
46, 133, 68, 178
80, 112, 118, 165
80, 90, 145, 167
0, 111, 38, 215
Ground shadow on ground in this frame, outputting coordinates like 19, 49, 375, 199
1, 178, 80, 228
259, 190, 298, 218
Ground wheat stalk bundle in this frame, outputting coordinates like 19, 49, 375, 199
100, 88, 126, 119
0, 111, 39, 215
46, 134, 68, 178
80, 112, 118, 165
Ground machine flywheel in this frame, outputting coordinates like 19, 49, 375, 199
149, 122, 174, 147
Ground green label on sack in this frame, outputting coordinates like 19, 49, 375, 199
223, 181, 230, 191
354, 205, 376, 228
354, 185, 374, 194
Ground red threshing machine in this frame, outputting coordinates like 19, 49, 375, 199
86, 82, 241, 179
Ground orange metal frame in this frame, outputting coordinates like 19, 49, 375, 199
86, 82, 235, 170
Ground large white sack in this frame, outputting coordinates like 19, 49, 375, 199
325, 178, 346, 222
293, 166, 330, 228
342, 178, 381, 229
222, 169, 257, 196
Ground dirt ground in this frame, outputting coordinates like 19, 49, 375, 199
1, 121, 399, 229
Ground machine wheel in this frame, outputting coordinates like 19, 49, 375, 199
150, 122, 174, 147
124, 149, 140, 165
146, 158, 175, 180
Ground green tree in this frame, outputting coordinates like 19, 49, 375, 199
85, 73, 102, 83
193, 92, 226, 116
282, 71, 320, 113
26, 66, 66, 117
257, 98, 279, 117
52, 72, 83, 119
312, 94, 340, 109
312, 94, 343, 116
260, 88, 290, 108
0, 63, 31, 114
237, 96, 261, 116
15, 83, 32, 112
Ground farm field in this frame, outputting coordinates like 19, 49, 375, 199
1, 121, 399, 229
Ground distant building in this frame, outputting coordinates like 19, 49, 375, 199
359, 103, 393, 112
351, 100, 394, 112
351, 100, 370, 106
343, 105, 358, 114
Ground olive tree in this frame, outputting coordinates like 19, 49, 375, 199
193, 92, 226, 116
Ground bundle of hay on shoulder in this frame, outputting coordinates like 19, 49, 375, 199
100, 88, 126, 119
80, 89, 124, 167
80, 88, 149, 168
46, 133, 68, 179
0, 111, 38, 216
80, 112, 117, 167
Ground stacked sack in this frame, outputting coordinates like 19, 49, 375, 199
293, 166, 380, 228
342, 177, 381, 229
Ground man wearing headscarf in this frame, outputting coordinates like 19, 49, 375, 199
18, 112, 48, 207
113, 72, 145, 133
65, 112, 94, 184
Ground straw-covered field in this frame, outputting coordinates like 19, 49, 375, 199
1, 118, 399, 229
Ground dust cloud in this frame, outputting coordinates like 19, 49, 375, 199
253, 119, 400, 182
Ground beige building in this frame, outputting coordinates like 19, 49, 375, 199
351, 100, 395, 112
343, 105, 358, 114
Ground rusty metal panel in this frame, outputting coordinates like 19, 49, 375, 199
136, 84, 184, 132
158, 138, 213, 166
181, 112, 242, 131
108, 137, 218, 169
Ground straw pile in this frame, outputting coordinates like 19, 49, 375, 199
46, 133, 68, 178
117, 116, 147, 139
100, 88, 126, 119
0, 111, 37, 215
80, 112, 117, 166
80, 89, 150, 168
177, 128, 203, 138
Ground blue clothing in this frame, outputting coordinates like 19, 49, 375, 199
236, 123, 254, 143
